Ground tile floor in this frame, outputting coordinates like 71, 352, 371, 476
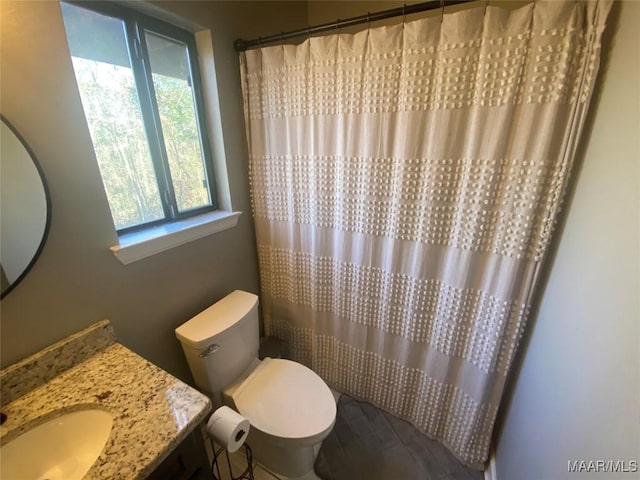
315, 395, 483, 480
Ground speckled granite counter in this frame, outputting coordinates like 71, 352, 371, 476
0, 320, 212, 479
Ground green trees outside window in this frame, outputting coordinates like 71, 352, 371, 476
61, 1, 216, 233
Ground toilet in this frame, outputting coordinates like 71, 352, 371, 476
175, 290, 336, 478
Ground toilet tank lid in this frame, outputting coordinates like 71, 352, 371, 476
175, 290, 258, 349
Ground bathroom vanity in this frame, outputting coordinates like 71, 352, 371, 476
0, 320, 212, 479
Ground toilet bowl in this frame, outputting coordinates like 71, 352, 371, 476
175, 290, 336, 478
225, 357, 336, 477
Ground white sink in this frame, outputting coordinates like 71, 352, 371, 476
0, 409, 113, 480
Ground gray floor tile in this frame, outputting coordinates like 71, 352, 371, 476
314, 395, 484, 480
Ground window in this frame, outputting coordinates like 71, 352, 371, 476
61, 1, 217, 234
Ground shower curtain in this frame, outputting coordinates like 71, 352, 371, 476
240, 0, 611, 468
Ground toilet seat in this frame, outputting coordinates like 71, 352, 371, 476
230, 358, 336, 443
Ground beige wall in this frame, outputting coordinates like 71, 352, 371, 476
0, 1, 307, 382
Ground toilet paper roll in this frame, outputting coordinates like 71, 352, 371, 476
206, 406, 250, 453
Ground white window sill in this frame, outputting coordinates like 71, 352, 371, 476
110, 210, 242, 265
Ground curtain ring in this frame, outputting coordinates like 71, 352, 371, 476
367, 12, 371, 29
440, 0, 444, 23
402, 4, 407, 23
307, 25, 311, 40
484, 0, 489, 16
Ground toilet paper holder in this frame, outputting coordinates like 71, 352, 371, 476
210, 441, 254, 480
207, 406, 254, 480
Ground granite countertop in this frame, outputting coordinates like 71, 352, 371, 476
0, 321, 212, 480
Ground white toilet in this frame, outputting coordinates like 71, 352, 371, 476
175, 290, 336, 478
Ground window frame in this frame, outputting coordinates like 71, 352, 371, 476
66, 1, 218, 235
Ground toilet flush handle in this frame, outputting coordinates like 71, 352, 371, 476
199, 344, 220, 358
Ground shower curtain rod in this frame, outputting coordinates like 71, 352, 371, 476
233, 0, 475, 52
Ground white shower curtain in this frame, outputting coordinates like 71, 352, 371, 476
240, 1, 611, 468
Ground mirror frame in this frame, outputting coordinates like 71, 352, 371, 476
1, 114, 52, 299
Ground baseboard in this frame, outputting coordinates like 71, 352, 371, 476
484, 451, 498, 480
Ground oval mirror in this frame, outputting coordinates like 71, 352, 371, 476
0, 115, 51, 299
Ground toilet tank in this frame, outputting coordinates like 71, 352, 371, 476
175, 290, 259, 394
